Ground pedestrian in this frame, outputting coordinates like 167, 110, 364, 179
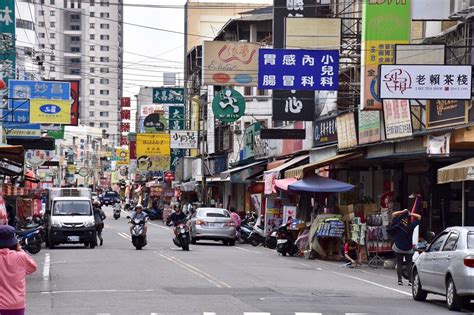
388, 209, 421, 286
343, 239, 361, 267
93, 200, 106, 246
0, 225, 37, 315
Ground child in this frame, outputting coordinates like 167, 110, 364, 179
344, 239, 361, 267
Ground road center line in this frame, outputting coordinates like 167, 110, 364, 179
331, 271, 411, 296
117, 232, 131, 240
234, 246, 261, 254
43, 253, 50, 281
148, 222, 171, 230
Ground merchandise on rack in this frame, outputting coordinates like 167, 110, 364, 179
349, 217, 366, 246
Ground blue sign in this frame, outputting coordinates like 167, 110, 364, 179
5, 80, 70, 124
4, 123, 41, 139
258, 49, 339, 91
39, 104, 62, 114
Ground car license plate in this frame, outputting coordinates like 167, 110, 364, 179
277, 239, 287, 244
68, 236, 80, 242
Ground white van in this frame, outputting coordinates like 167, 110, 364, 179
45, 188, 97, 248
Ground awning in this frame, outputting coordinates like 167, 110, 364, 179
275, 178, 298, 191
284, 152, 359, 179
3, 185, 30, 196
288, 175, 355, 193
265, 155, 309, 175
0, 145, 25, 176
437, 158, 474, 184
220, 160, 267, 179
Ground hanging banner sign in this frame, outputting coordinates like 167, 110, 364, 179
29, 99, 72, 124
379, 65, 472, 100
314, 116, 337, 146
0, 0, 16, 90
152, 88, 184, 104
427, 133, 451, 156
169, 106, 185, 130
272, 90, 314, 121
170, 131, 198, 149
258, 48, 339, 91
4, 123, 41, 139
426, 99, 468, 129
136, 134, 170, 156
358, 109, 381, 145
336, 112, 357, 150
382, 100, 413, 140
202, 41, 260, 86
212, 88, 246, 123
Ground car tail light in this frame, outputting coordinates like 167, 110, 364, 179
196, 220, 206, 226
225, 221, 235, 227
464, 256, 474, 268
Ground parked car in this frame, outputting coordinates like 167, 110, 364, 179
187, 207, 236, 246
100, 191, 120, 206
412, 226, 474, 311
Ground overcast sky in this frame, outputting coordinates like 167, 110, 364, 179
123, 0, 187, 98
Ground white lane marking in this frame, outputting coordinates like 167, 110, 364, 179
234, 246, 261, 254
331, 271, 411, 296
295, 313, 322, 315
162, 252, 232, 288
39, 288, 159, 294
148, 222, 171, 231
203, 313, 216, 315
244, 313, 271, 315
359, 269, 398, 280
117, 232, 131, 240
43, 253, 50, 281
157, 253, 223, 288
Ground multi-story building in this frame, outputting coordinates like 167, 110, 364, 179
34, 0, 123, 142
16, 0, 39, 80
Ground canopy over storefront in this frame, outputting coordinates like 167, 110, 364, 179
0, 145, 25, 176
274, 178, 297, 191
288, 175, 355, 193
438, 158, 474, 184
284, 152, 359, 179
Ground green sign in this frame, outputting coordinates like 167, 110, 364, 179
362, 0, 411, 42
0, 0, 16, 85
152, 88, 185, 104
169, 106, 185, 172
242, 122, 261, 160
47, 126, 65, 140
212, 88, 246, 123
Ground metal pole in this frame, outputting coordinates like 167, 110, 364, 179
462, 181, 465, 227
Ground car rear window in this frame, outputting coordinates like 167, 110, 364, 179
105, 192, 117, 196
468, 233, 474, 249
200, 209, 230, 218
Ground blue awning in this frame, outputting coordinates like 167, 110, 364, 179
288, 175, 355, 193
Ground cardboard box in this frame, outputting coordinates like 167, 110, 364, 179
338, 204, 354, 216
363, 203, 378, 215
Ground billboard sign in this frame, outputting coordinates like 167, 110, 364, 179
258, 49, 339, 91
336, 112, 357, 150
4, 123, 41, 139
382, 100, 413, 140
360, 0, 411, 110
6, 80, 70, 124
358, 110, 381, 145
212, 88, 246, 123
260, 129, 305, 140
272, 90, 314, 121
170, 131, 198, 149
426, 99, 468, 129
379, 65, 472, 100
314, 116, 337, 146
202, 41, 260, 86
115, 148, 129, 166
285, 18, 341, 50
0, 0, 15, 88
143, 112, 167, 133
29, 99, 71, 124
152, 88, 184, 104
136, 134, 171, 173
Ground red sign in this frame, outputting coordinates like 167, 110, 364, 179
164, 171, 175, 183
120, 123, 130, 133
121, 110, 131, 120
48, 80, 79, 126
120, 135, 128, 146
121, 97, 131, 108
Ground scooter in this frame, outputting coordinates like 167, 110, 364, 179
128, 216, 147, 250
113, 204, 121, 220
239, 217, 254, 243
172, 222, 190, 251
276, 223, 298, 256
16, 226, 43, 254
248, 223, 266, 247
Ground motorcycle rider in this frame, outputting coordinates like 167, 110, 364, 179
129, 204, 148, 236
167, 206, 187, 243
93, 200, 106, 246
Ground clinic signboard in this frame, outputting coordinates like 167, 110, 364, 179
272, 90, 315, 121
212, 88, 246, 123
314, 116, 337, 146
382, 100, 413, 140
258, 49, 339, 91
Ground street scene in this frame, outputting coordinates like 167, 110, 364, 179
1, 0, 474, 314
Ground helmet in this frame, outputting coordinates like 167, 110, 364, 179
135, 204, 143, 210
93, 200, 101, 207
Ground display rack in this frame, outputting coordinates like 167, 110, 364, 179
366, 212, 392, 268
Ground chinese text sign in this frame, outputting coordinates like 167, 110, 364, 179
0, 0, 15, 87
382, 100, 412, 140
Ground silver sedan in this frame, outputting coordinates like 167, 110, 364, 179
412, 226, 474, 311
187, 207, 236, 246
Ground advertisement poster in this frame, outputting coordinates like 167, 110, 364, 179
286, 18, 341, 50
264, 198, 283, 235
336, 112, 357, 149
360, 0, 411, 110
427, 133, 451, 156
29, 99, 71, 124
170, 131, 198, 149
136, 134, 171, 173
383, 99, 413, 140
358, 110, 381, 145
115, 148, 129, 166
202, 41, 260, 86
426, 99, 468, 129
283, 205, 296, 224
251, 194, 262, 217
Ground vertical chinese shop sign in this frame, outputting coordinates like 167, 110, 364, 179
360, 0, 411, 110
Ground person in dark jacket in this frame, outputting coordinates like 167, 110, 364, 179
389, 209, 421, 286
93, 200, 106, 246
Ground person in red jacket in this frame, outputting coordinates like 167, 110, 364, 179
0, 225, 37, 315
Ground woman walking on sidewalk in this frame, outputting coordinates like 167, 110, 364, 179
389, 209, 421, 286
0, 225, 37, 315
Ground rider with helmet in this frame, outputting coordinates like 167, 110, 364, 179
93, 200, 106, 246
129, 204, 148, 236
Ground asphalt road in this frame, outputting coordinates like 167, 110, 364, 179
25, 206, 473, 315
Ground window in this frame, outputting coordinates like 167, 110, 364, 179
100, 112, 109, 117
90, 100, 95, 106
50, 22, 55, 28
100, 35, 110, 40
100, 12, 110, 18
40, 44, 45, 49
100, 122, 109, 128
71, 36, 80, 42
50, 44, 55, 50
428, 232, 449, 252
100, 46, 109, 52
100, 24, 110, 29
90, 34, 95, 40
443, 232, 459, 251
90, 23, 95, 29
16, 19, 35, 30
70, 47, 80, 53
71, 58, 80, 63
89, 111, 95, 117
100, 57, 109, 62
257, 89, 268, 96
90, 45, 95, 51
70, 69, 80, 75
469, 233, 474, 249
90, 79, 95, 84
89, 122, 95, 127
50, 11, 55, 16
39, 10, 44, 16
50, 0, 55, 4
100, 1, 110, 7
50, 55, 55, 61
39, 22, 45, 27
90, 57, 95, 62
100, 100, 109, 106
50, 33, 55, 39
71, 14, 80, 20
90, 0, 95, 5
50, 66, 55, 72
244, 86, 252, 96
100, 90, 109, 95
39, 33, 45, 38
100, 68, 109, 73
100, 79, 109, 84
90, 67, 95, 73
90, 12, 95, 17
90, 90, 95, 95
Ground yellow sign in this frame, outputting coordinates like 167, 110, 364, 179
29, 99, 72, 124
115, 148, 129, 166
67, 165, 76, 174
136, 134, 170, 156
